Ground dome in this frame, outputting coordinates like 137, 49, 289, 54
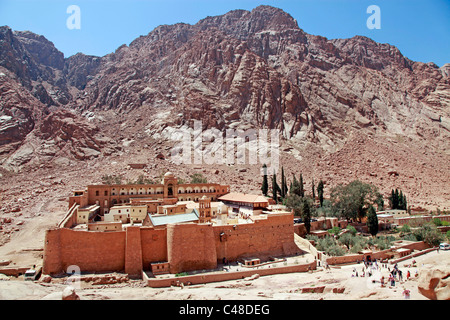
164, 171, 174, 178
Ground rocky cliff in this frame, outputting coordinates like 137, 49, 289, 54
0, 5, 448, 210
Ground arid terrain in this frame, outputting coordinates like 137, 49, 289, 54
0, 247, 448, 300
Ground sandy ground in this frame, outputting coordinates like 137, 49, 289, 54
0, 249, 448, 300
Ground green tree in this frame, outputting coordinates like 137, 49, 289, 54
375, 192, 384, 211
330, 180, 379, 222
284, 194, 303, 217
413, 223, 444, 246
261, 164, 269, 196
280, 167, 287, 199
311, 178, 316, 202
285, 194, 312, 234
302, 197, 311, 234
338, 232, 354, 250
299, 173, 304, 198
290, 174, 302, 197
394, 189, 400, 209
317, 180, 324, 207
272, 172, 281, 203
367, 205, 379, 236
389, 189, 395, 209
399, 190, 404, 210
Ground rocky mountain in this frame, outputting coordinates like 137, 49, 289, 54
0, 5, 449, 211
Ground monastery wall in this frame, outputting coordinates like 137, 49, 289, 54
167, 223, 217, 274
213, 213, 298, 262
43, 213, 298, 276
43, 228, 126, 275
140, 227, 168, 269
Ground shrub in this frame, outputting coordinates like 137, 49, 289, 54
325, 245, 346, 257
413, 223, 444, 246
337, 232, 354, 249
400, 224, 411, 233
350, 242, 363, 254
346, 225, 357, 236
373, 236, 395, 250
328, 226, 340, 236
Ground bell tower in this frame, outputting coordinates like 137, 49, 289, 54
198, 196, 212, 223
162, 172, 178, 199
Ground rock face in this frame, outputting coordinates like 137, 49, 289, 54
418, 266, 450, 300
0, 5, 448, 208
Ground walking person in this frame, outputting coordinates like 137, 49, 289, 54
389, 273, 395, 287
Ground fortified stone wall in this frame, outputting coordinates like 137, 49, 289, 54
43, 213, 298, 275
44, 228, 126, 275
167, 223, 217, 274
140, 227, 168, 269
213, 213, 297, 262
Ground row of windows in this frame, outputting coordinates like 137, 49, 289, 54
94, 188, 224, 196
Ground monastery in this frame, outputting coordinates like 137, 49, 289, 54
43, 172, 300, 278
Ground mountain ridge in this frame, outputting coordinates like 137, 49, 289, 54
0, 5, 449, 211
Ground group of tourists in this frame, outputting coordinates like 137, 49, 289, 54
350, 259, 417, 299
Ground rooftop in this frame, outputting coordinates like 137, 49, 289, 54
218, 192, 269, 204
148, 210, 199, 226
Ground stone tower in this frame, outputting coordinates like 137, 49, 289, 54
162, 172, 178, 198
198, 196, 212, 223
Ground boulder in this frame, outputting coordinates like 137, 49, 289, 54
62, 286, 80, 300
40, 275, 52, 283
418, 266, 450, 300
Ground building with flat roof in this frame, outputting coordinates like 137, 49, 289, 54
143, 210, 200, 227
69, 172, 230, 215
44, 172, 300, 277
218, 192, 269, 216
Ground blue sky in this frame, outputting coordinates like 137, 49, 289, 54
0, 0, 449, 66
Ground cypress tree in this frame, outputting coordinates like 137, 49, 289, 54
283, 170, 288, 198
394, 189, 400, 209
290, 174, 300, 197
317, 180, 324, 207
280, 167, 286, 198
272, 172, 277, 203
367, 205, 379, 236
403, 193, 407, 211
261, 164, 268, 196
299, 173, 304, 198
312, 178, 315, 201
272, 172, 281, 203
302, 197, 311, 234
390, 189, 395, 209
399, 190, 404, 210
